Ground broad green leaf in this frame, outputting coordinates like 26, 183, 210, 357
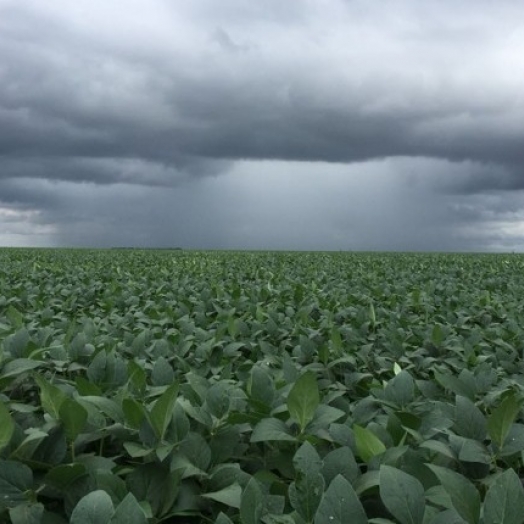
79, 396, 123, 424
354, 424, 386, 462
6, 305, 23, 329
122, 398, 147, 429
427, 464, 480, 524
216, 512, 235, 524
292, 441, 323, 476
96, 471, 128, 506
240, 477, 266, 524
0, 400, 14, 451
287, 371, 320, 430
206, 382, 231, 419
45, 464, 87, 490
8, 502, 44, 524
1, 358, 42, 379
70, 490, 114, 524
322, 446, 359, 485
202, 483, 242, 508
250, 366, 275, 407
289, 474, 324, 522
5, 329, 30, 358
289, 442, 325, 521
383, 371, 415, 407
454, 396, 487, 441
483, 469, 524, 524
0, 460, 33, 509
150, 356, 175, 387
149, 382, 179, 441
126, 463, 182, 518
379, 465, 425, 524
34, 375, 67, 420
487, 392, 523, 448
500, 423, 524, 457
307, 404, 345, 433
449, 435, 491, 465
179, 432, 212, 472
420, 440, 456, 460
434, 372, 475, 400
251, 418, 296, 442
314, 475, 367, 524
110, 493, 148, 524
59, 398, 88, 441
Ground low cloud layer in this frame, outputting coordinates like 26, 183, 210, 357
1, 0, 524, 250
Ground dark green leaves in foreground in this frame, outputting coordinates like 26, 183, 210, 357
70, 490, 147, 524
315, 475, 367, 524
483, 469, 524, 524
379, 466, 425, 524
3, 249, 524, 523
427, 464, 480, 524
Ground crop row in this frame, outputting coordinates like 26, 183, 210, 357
1, 249, 524, 523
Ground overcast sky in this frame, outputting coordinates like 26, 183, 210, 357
1, 0, 524, 251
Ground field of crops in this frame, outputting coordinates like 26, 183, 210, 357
1, 249, 524, 523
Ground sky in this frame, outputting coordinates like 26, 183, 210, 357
1, 0, 524, 251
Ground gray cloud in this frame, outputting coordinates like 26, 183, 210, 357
1, 0, 524, 249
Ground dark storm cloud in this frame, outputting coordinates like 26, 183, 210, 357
1, 0, 524, 249
2, 0, 523, 176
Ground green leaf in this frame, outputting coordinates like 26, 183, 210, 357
379, 465, 425, 524
420, 440, 456, 461
202, 483, 242, 509
110, 493, 148, 524
79, 396, 123, 424
487, 392, 523, 448
150, 356, 174, 387
0, 400, 15, 451
0, 460, 33, 509
122, 398, 147, 429
6, 305, 23, 329
449, 435, 491, 465
9, 502, 44, 524
179, 432, 212, 472
1, 358, 42, 379
240, 477, 266, 524
251, 418, 296, 442
126, 463, 182, 518
307, 404, 345, 433
322, 446, 359, 485
59, 398, 88, 441
287, 371, 320, 430
427, 464, 480, 524
289, 442, 325, 521
70, 489, 114, 524
249, 366, 275, 407
383, 371, 415, 407
314, 475, 367, 524
45, 463, 87, 490
483, 469, 524, 524
353, 424, 386, 462
454, 396, 487, 441
500, 424, 524, 457
149, 382, 179, 441
206, 382, 231, 419
216, 512, 235, 524
34, 374, 67, 420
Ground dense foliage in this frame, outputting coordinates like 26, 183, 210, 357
1, 248, 524, 523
